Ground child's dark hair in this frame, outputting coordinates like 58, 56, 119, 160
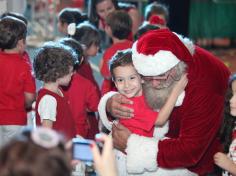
72, 22, 100, 48
109, 49, 132, 78
0, 16, 27, 50
1, 12, 28, 26
219, 74, 236, 153
58, 8, 87, 26
106, 10, 132, 40
144, 2, 169, 22
59, 37, 84, 70
134, 23, 160, 40
0, 127, 71, 176
33, 42, 76, 83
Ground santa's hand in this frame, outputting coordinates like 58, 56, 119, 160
112, 122, 131, 153
107, 94, 134, 118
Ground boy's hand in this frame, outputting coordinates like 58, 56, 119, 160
173, 73, 188, 96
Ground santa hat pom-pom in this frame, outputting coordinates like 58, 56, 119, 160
67, 23, 76, 36
149, 15, 166, 26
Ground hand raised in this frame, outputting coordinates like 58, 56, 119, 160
91, 134, 117, 176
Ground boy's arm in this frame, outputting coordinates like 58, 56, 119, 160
38, 95, 57, 127
42, 119, 53, 128
24, 92, 36, 109
155, 74, 188, 126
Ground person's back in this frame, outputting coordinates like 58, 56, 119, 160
34, 42, 76, 140
59, 38, 100, 139
71, 22, 100, 89
0, 16, 36, 148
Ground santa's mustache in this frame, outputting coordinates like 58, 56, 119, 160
142, 61, 186, 110
143, 80, 176, 110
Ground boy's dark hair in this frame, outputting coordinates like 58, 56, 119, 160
59, 37, 84, 70
109, 49, 132, 78
134, 23, 160, 40
1, 12, 28, 26
33, 42, 76, 83
58, 8, 87, 26
106, 10, 132, 40
0, 16, 27, 50
144, 2, 169, 22
72, 22, 100, 48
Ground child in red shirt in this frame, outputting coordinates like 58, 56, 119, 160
59, 38, 100, 138
69, 22, 102, 138
34, 42, 76, 139
0, 16, 36, 147
100, 10, 133, 95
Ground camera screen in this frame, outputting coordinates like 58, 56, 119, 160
73, 141, 93, 161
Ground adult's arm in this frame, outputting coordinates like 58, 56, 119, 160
98, 91, 133, 131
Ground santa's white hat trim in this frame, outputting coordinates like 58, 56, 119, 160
173, 32, 195, 56
132, 41, 180, 76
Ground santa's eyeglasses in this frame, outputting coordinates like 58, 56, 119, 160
142, 68, 180, 89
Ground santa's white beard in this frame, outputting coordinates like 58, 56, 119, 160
142, 61, 187, 110
143, 81, 176, 110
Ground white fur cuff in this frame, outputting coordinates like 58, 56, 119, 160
126, 134, 158, 174
98, 91, 118, 131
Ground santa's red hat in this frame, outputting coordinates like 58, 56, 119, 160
132, 29, 194, 76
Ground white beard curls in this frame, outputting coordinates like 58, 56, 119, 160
143, 80, 176, 110
142, 61, 186, 110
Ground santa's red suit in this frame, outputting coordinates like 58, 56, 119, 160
99, 29, 230, 175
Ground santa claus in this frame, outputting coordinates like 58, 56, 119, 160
98, 29, 230, 175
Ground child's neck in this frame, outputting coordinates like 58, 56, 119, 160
3, 48, 21, 54
112, 38, 127, 44
43, 82, 63, 96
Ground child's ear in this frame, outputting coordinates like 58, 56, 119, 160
16, 39, 25, 53
141, 79, 145, 84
